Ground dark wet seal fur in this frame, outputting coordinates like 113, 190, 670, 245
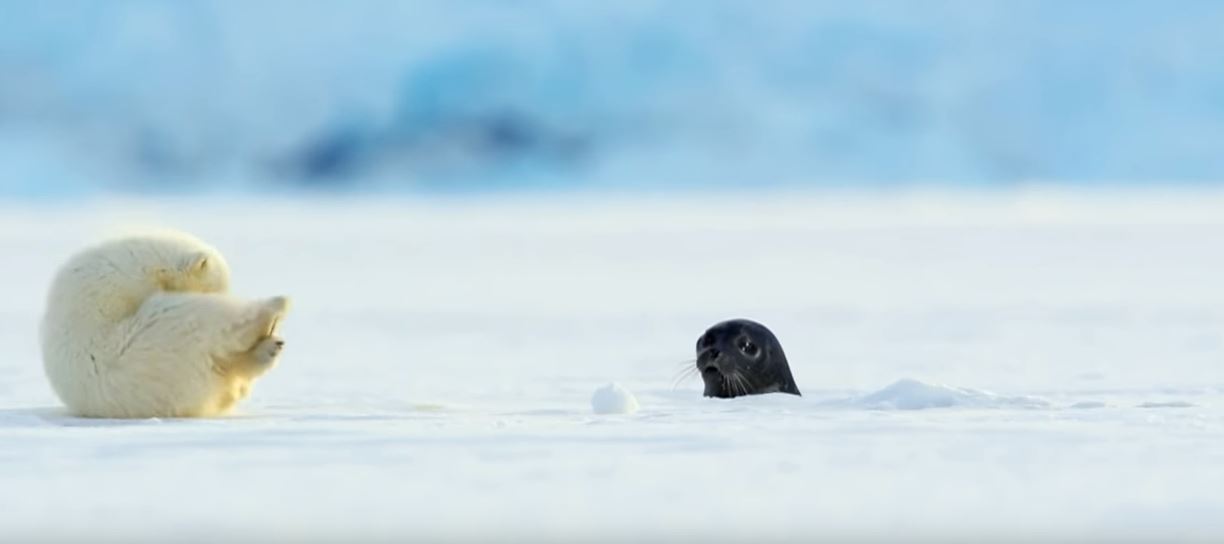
696, 319, 801, 399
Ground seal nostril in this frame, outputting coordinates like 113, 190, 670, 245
708, 348, 721, 360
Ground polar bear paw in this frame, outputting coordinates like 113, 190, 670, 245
252, 335, 285, 365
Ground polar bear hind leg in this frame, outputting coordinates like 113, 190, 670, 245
104, 293, 292, 417
215, 334, 285, 382
206, 296, 291, 415
220, 296, 291, 353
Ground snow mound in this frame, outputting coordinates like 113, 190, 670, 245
1137, 401, 1198, 409
853, 379, 1051, 410
591, 383, 639, 415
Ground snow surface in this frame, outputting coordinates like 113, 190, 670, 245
3, 189, 1224, 541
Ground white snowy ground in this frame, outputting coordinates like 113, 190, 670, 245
3, 189, 1224, 542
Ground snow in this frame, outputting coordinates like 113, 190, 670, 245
846, 378, 1051, 410
2, 189, 1224, 541
590, 383, 640, 415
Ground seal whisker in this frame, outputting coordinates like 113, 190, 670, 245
670, 358, 701, 390
671, 364, 701, 389
734, 373, 748, 397
728, 372, 743, 398
737, 372, 755, 393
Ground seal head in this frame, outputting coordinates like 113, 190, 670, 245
696, 319, 801, 398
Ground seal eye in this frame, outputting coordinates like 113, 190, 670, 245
738, 338, 759, 357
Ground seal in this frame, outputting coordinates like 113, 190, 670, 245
695, 319, 801, 398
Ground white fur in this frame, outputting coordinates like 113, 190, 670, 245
41, 230, 290, 418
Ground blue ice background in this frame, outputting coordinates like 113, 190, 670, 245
3, 0, 1224, 196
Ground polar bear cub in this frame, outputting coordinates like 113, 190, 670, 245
41, 230, 291, 418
